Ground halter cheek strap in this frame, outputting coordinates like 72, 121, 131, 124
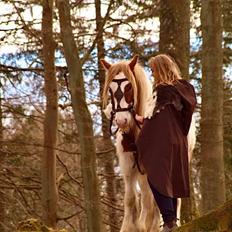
109, 86, 134, 135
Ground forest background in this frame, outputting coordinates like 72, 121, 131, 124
0, 0, 231, 231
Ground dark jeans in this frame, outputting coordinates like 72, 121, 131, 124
148, 178, 177, 223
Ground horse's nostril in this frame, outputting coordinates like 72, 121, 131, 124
115, 118, 128, 128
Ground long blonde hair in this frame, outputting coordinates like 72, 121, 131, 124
148, 54, 182, 86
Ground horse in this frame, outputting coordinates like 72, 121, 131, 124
100, 55, 196, 232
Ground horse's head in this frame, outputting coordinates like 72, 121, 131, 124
101, 56, 139, 131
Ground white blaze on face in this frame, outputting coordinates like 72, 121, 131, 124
109, 72, 132, 128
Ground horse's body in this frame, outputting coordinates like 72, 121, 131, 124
101, 56, 195, 232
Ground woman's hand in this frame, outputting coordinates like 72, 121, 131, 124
135, 114, 144, 124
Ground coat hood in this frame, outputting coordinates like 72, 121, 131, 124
174, 80, 197, 135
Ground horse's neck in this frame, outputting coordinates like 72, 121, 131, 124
136, 77, 153, 117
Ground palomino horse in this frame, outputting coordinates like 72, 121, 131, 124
101, 56, 196, 232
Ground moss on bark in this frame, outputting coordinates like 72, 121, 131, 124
174, 200, 232, 232
17, 219, 68, 232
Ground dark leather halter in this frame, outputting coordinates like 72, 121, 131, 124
108, 78, 140, 135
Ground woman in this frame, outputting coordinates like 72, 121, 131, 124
135, 54, 197, 232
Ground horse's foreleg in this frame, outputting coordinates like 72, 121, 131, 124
176, 198, 181, 226
116, 133, 138, 232
137, 174, 160, 232
120, 171, 138, 232
119, 161, 138, 232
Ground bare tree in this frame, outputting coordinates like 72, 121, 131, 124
0, 80, 5, 231
41, 0, 58, 228
57, 0, 104, 231
95, 0, 118, 231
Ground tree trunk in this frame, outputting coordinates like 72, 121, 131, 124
41, 0, 58, 228
0, 81, 5, 231
57, 1, 104, 231
95, 0, 117, 231
159, 0, 190, 80
200, 0, 225, 214
159, 0, 193, 223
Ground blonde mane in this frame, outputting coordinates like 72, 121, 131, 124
102, 60, 151, 117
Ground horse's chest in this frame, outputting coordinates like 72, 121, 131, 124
121, 131, 136, 152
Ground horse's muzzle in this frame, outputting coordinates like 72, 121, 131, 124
115, 118, 128, 128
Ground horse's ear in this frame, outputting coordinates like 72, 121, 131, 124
100, 59, 111, 70
129, 55, 139, 71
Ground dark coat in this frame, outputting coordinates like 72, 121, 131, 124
136, 80, 197, 198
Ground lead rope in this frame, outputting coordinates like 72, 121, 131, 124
109, 88, 119, 136
128, 108, 144, 175
107, 105, 145, 174
130, 107, 141, 130
133, 151, 145, 175
109, 111, 119, 136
